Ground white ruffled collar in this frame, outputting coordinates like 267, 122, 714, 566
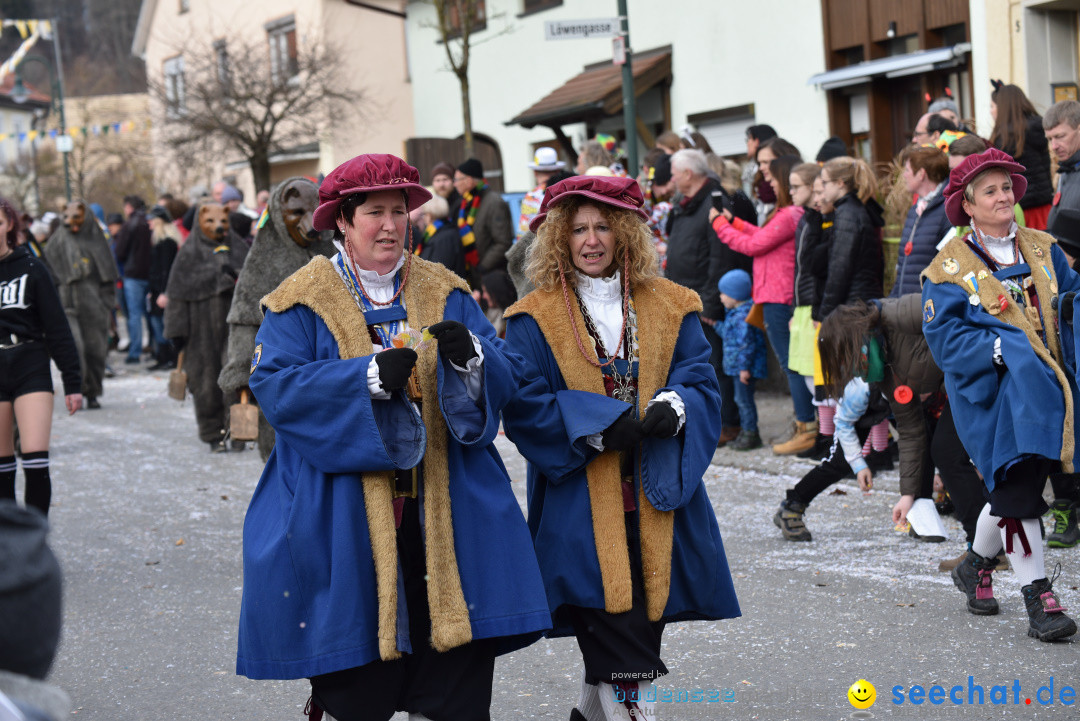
973, 220, 1018, 246
333, 243, 404, 288
575, 270, 622, 303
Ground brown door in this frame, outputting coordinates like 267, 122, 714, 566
886, 75, 925, 155
405, 134, 504, 194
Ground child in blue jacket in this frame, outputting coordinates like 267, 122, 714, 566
718, 269, 767, 450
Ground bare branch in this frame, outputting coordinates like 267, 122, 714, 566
147, 35, 359, 191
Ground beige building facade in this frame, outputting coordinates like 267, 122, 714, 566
133, 0, 413, 200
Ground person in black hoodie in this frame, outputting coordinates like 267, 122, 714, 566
0, 197, 81, 517
990, 83, 1053, 230
115, 196, 152, 364
667, 148, 752, 444
816, 156, 884, 321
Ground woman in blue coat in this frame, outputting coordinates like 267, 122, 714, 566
922, 148, 1078, 642
236, 154, 550, 721
502, 176, 740, 721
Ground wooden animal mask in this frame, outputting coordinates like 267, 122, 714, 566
199, 204, 230, 241
63, 201, 87, 234
280, 179, 319, 248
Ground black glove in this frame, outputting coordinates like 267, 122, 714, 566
171, 337, 186, 351
428, 320, 477, 367
375, 347, 418, 391
640, 402, 679, 439
601, 413, 644, 452
222, 264, 238, 281
1054, 291, 1076, 324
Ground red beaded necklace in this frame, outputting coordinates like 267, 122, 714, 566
342, 223, 414, 307
559, 249, 631, 369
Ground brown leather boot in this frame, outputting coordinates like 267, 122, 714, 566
717, 426, 741, 447
772, 420, 818, 455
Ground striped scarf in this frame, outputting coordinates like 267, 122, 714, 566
457, 180, 486, 270
413, 218, 445, 257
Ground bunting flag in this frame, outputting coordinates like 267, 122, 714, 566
0, 118, 151, 147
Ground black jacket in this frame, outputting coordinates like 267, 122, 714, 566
148, 238, 179, 317
0, 245, 81, 394
419, 221, 467, 281
666, 177, 752, 319
1001, 114, 1053, 209
793, 207, 823, 307
816, 194, 884, 321
116, 212, 152, 280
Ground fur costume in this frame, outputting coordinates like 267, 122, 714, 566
43, 204, 118, 400
237, 254, 550, 678
218, 177, 335, 459
164, 203, 249, 444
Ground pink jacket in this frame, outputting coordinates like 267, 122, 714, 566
712, 205, 803, 305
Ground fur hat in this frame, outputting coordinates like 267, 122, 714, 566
0, 502, 62, 680
457, 158, 484, 180
718, 268, 752, 302
529, 175, 648, 232
943, 148, 1027, 226
313, 154, 432, 231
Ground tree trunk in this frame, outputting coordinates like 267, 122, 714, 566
250, 152, 272, 194
461, 71, 473, 158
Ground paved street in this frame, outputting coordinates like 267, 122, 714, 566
32, 361, 1080, 720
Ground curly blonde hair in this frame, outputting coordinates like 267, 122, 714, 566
526, 197, 659, 291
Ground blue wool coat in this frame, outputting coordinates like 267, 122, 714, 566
502, 305, 740, 636
922, 241, 1080, 488
236, 286, 550, 680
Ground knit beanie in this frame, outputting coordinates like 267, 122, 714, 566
430, 162, 455, 182
816, 137, 847, 163
457, 158, 484, 180
0, 502, 62, 680
718, 269, 752, 302
220, 185, 243, 204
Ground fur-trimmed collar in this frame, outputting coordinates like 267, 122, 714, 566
506, 276, 701, 620
263, 254, 473, 659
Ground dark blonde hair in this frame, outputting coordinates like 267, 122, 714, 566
526, 198, 658, 291
818, 300, 881, 400
822, 156, 878, 203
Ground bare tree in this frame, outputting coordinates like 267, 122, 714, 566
148, 36, 354, 192
430, 0, 513, 158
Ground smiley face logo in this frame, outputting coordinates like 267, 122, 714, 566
847, 679, 876, 709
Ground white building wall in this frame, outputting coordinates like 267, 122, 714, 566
405, 0, 830, 192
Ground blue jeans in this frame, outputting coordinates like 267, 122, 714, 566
762, 302, 815, 423
732, 376, 758, 432
701, 317, 741, 429
148, 313, 170, 357
123, 277, 149, 361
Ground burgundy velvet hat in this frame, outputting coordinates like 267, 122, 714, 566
529, 175, 648, 233
313, 154, 432, 231
943, 148, 1027, 226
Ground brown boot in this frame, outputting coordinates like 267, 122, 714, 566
717, 426, 741, 447
772, 420, 818, 455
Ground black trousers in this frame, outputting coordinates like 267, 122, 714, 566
563, 508, 667, 684
310, 497, 496, 721
788, 427, 870, 505
931, 402, 985, 543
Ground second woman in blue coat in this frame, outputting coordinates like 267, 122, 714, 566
502, 175, 739, 721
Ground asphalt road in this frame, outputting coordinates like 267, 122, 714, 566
28, 361, 1080, 720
